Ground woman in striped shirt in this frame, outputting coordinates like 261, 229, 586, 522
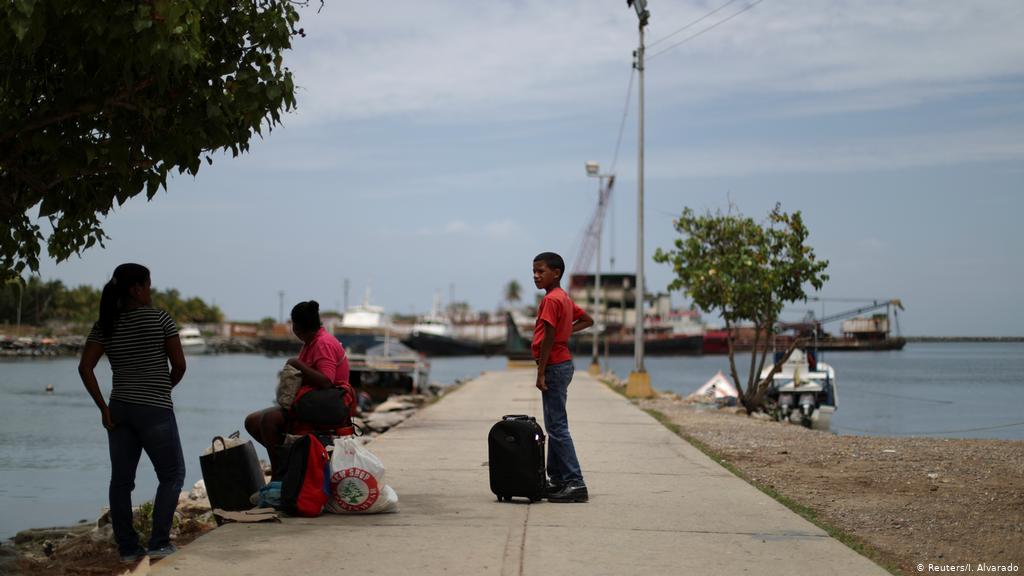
78, 263, 187, 563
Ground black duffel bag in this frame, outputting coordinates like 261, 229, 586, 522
199, 433, 266, 512
292, 386, 351, 426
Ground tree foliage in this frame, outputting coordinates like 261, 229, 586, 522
1, 0, 304, 278
1, 276, 222, 329
504, 280, 522, 304
653, 204, 829, 412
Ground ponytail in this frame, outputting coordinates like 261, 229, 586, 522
98, 263, 151, 338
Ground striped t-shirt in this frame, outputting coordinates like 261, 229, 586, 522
87, 307, 179, 409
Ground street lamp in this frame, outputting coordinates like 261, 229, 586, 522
626, 0, 654, 398
585, 161, 608, 376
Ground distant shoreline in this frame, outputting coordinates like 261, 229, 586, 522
2, 334, 1021, 359
904, 336, 1024, 342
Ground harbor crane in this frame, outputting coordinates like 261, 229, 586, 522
571, 175, 615, 276
782, 298, 904, 338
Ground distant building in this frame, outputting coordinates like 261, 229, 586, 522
568, 273, 674, 335
219, 322, 259, 339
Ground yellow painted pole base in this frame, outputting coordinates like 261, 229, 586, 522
588, 360, 601, 375
625, 370, 655, 398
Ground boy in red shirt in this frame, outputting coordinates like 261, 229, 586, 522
532, 252, 594, 502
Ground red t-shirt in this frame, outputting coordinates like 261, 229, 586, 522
532, 287, 585, 365
298, 328, 350, 386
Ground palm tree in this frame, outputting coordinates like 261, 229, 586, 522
504, 280, 522, 307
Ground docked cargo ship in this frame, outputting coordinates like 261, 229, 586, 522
570, 309, 703, 356
703, 299, 906, 353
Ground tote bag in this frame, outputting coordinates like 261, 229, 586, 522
199, 435, 266, 512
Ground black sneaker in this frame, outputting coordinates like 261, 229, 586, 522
148, 544, 177, 559
119, 546, 148, 564
544, 481, 565, 496
547, 482, 588, 503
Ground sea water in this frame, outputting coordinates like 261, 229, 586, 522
576, 342, 1024, 439
0, 343, 1021, 538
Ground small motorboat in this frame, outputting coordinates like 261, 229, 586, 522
760, 348, 837, 430
179, 325, 208, 355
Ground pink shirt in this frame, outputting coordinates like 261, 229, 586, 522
298, 328, 350, 385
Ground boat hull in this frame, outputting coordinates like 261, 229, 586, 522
571, 333, 703, 356
402, 332, 486, 357
334, 328, 390, 355
181, 341, 208, 355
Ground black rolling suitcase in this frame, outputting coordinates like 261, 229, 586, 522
488, 414, 545, 502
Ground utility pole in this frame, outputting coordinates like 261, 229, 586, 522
627, 0, 654, 398
278, 290, 285, 325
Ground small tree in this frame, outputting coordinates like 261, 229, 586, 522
653, 204, 829, 413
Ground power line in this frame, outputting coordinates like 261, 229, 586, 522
609, 67, 635, 176
648, 0, 766, 61
647, 0, 742, 49
603, 66, 636, 272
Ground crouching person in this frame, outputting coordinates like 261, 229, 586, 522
246, 300, 354, 476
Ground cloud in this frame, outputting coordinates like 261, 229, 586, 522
281, 0, 1024, 124
858, 237, 886, 251
416, 218, 523, 239
644, 125, 1024, 178
287, 1, 633, 124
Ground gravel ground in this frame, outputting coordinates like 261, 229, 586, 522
639, 394, 1024, 575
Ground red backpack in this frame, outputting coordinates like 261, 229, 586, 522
280, 434, 330, 517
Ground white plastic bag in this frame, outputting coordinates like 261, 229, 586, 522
325, 437, 399, 514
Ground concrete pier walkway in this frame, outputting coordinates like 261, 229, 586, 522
155, 369, 887, 575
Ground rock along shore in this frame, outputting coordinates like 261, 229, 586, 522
1, 389, 449, 576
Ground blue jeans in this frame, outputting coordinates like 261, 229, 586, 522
542, 361, 583, 484
107, 401, 186, 554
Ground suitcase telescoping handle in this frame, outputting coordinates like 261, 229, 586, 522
502, 414, 533, 421
500, 415, 545, 441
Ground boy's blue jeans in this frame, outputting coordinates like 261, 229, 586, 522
542, 361, 583, 484
107, 401, 186, 555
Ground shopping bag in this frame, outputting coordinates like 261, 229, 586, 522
199, 433, 266, 512
325, 437, 399, 514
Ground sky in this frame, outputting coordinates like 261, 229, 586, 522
35, 0, 1024, 336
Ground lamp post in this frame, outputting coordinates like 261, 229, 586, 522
585, 161, 607, 376
626, 0, 654, 398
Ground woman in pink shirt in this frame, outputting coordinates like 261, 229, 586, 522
245, 300, 353, 474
